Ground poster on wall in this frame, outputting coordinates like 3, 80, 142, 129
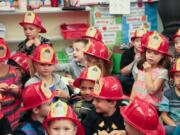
122, 2, 158, 43
91, 5, 122, 48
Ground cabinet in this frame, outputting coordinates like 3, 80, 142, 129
0, 7, 91, 51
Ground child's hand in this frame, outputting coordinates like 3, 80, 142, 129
134, 53, 141, 60
143, 61, 152, 72
0, 83, 8, 92
55, 88, 69, 99
9, 84, 19, 95
26, 39, 34, 48
34, 37, 41, 47
109, 130, 126, 135
98, 130, 109, 135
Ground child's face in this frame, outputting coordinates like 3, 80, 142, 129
23, 24, 40, 40
73, 42, 85, 62
34, 62, 55, 77
38, 99, 52, 118
79, 80, 94, 101
132, 38, 142, 52
145, 48, 164, 66
124, 121, 144, 135
48, 119, 77, 135
174, 39, 180, 53
85, 55, 99, 68
92, 98, 115, 116
174, 72, 180, 91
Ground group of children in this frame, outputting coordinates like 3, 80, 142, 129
1, 10, 180, 135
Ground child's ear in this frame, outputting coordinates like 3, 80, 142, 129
32, 107, 40, 114
110, 100, 117, 107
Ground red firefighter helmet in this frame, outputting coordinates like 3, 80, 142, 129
0, 38, 10, 62
43, 100, 85, 135
172, 29, 180, 41
91, 77, 129, 100
19, 11, 46, 33
30, 44, 58, 65
83, 26, 103, 42
10, 53, 29, 74
131, 25, 148, 41
84, 39, 113, 65
73, 66, 103, 88
170, 58, 180, 78
142, 31, 172, 57
19, 81, 55, 112
120, 96, 165, 135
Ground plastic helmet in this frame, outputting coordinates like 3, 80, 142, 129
131, 25, 148, 41
0, 38, 10, 62
142, 31, 172, 57
172, 28, 180, 41
19, 81, 55, 112
83, 26, 103, 42
84, 39, 113, 65
120, 96, 165, 135
91, 77, 129, 100
19, 11, 46, 33
73, 66, 103, 88
170, 58, 180, 78
30, 44, 58, 65
9, 53, 29, 74
43, 100, 85, 135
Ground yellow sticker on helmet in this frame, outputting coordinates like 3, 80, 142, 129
51, 100, 68, 117
41, 81, 52, 99
85, 40, 92, 52
24, 11, 35, 23
40, 47, 54, 63
136, 26, 147, 37
93, 79, 103, 96
87, 66, 101, 81
147, 32, 162, 50
0, 44, 7, 59
86, 27, 97, 37
176, 59, 180, 70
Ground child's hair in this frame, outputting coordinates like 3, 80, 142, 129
47, 119, 77, 128
73, 39, 89, 47
7, 59, 20, 68
29, 59, 36, 77
106, 100, 122, 108
85, 54, 111, 76
137, 49, 171, 70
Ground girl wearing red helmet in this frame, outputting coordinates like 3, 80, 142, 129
43, 100, 85, 135
17, 11, 52, 55
130, 31, 171, 114
84, 39, 113, 76
0, 38, 21, 129
26, 44, 69, 101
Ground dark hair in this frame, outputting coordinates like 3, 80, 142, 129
7, 59, 20, 68
137, 49, 171, 70
106, 100, 122, 108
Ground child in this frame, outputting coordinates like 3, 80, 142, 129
56, 39, 88, 80
84, 39, 113, 76
0, 99, 12, 135
119, 25, 147, 95
159, 58, 180, 135
43, 100, 85, 135
13, 81, 55, 135
82, 77, 128, 135
130, 31, 171, 112
83, 26, 103, 42
0, 38, 21, 129
8, 52, 30, 89
25, 44, 69, 100
17, 11, 52, 55
71, 66, 102, 121
120, 96, 165, 135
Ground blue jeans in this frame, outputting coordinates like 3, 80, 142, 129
165, 125, 176, 135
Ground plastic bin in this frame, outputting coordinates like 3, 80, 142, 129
55, 51, 68, 63
60, 23, 88, 39
112, 53, 122, 74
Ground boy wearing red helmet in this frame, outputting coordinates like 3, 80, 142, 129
82, 77, 128, 135
121, 96, 165, 135
43, 100, 85, 135
159, 58, 180, 135
13, 81, 55, 135
118, 25, 147, 95
71, 66, 102, 121
17, 11, 52, 55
